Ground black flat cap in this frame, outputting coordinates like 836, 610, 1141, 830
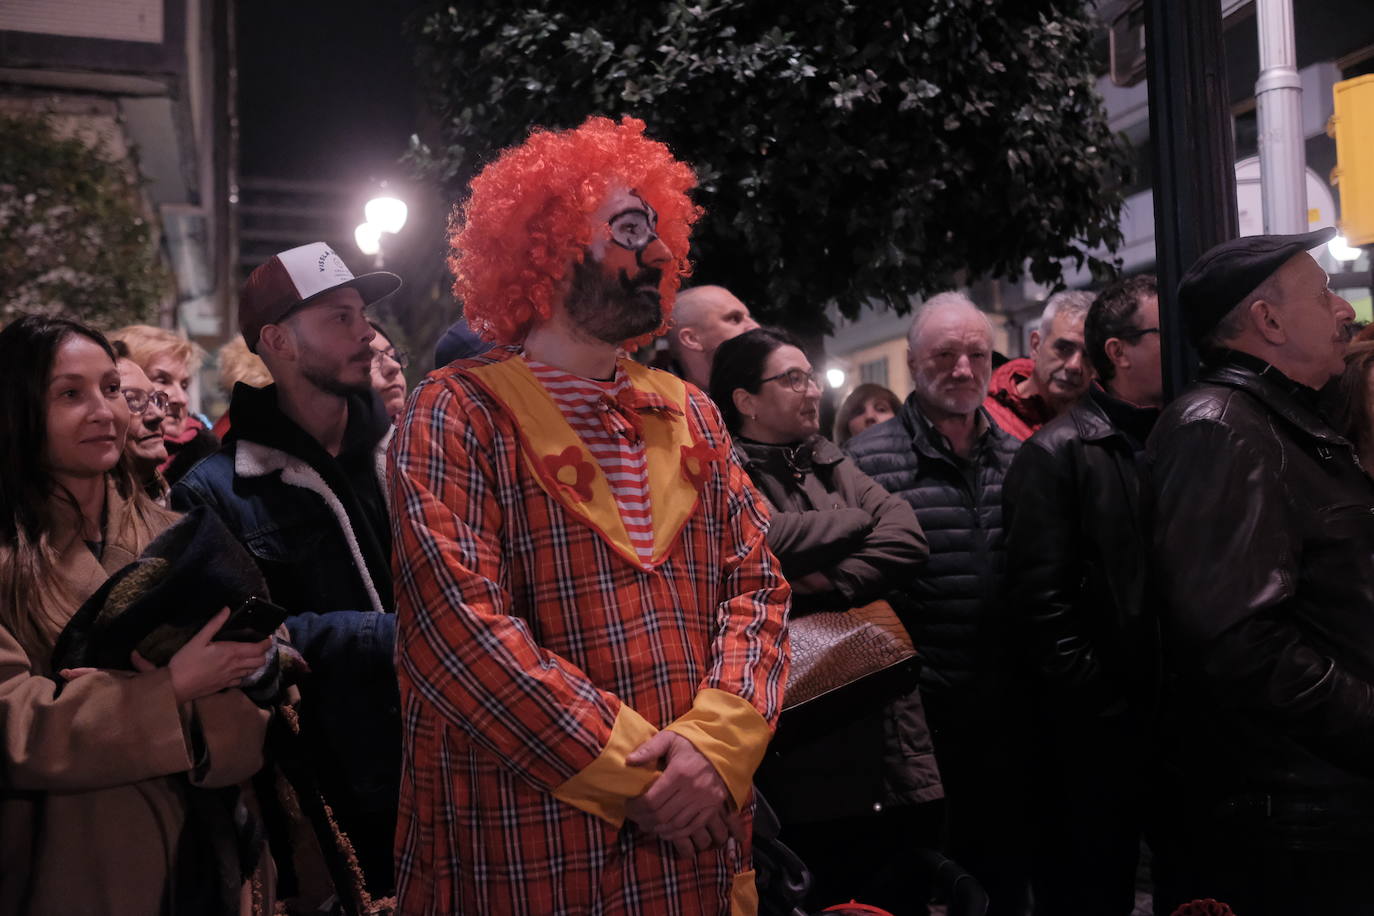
1178, 227, 1336, 345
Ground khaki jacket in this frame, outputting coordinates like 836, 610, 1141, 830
0, 482, 270, 915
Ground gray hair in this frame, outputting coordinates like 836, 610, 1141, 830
907, 291, 995, 349
1039, 290, 1095, 331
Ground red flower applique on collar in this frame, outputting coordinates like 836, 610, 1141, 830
543, 446, 596, 503
681, 440, 724, 491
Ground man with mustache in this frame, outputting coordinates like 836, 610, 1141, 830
1148, 229, 1373, 916
172, 242, 404, 903
846, 291, 1030, 916
984, 290, 1095, 440
388, 116, 789, 915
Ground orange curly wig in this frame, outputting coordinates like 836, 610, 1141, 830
450, 116, 700, 348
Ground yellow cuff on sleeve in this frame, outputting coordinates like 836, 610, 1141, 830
552, 703, 660, 827
664, 687, 772, 810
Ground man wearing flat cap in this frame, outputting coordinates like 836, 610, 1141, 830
1147, 228, 1374, 915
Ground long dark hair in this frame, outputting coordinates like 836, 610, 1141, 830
0, 314, 156, 655
708, 326, 804, 435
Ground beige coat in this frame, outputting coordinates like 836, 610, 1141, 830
0, 482, 271, 915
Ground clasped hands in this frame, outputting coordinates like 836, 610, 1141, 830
624, 730, 743, 858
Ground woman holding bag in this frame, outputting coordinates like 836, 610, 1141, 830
710, 327, 944, 916
0, 314, 273, 915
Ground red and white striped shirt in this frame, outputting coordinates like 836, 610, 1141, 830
525, 356, 656, 565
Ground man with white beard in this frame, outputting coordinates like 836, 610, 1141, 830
846, 291, 1031, 916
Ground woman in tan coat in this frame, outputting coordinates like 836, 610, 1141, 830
0, 315, 273, 915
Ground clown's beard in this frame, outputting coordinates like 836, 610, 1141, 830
564, 258, 665, 345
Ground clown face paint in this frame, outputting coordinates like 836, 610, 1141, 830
567, 188, 674, 345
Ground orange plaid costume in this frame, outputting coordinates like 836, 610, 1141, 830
388, 349, 790, 915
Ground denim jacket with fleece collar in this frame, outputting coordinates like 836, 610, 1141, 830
171, 383, 400, 890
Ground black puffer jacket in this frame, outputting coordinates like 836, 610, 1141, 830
1002, 385, 1161, 721
846, 396, 1021, 694
1149, 352, 1374, 811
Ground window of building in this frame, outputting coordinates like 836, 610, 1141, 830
859, 357, 889, 388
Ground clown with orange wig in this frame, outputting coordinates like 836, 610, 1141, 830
388, 116, 790, 915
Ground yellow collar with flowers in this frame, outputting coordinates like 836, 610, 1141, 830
460, 353, 726, 569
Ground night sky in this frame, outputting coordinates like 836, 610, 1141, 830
236, 0, 423, 184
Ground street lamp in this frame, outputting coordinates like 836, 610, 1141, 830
354, 194, 409, 268
354, 222, 381, 257
1329, 234, 1363, 263
365, 196, 408, 235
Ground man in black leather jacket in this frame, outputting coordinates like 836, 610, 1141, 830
1149, 228, 1371, 916
1002, 275, 1163, 915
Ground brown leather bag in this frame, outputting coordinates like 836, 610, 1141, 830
783, 599, 917, 711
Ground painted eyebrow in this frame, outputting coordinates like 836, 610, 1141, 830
609, 207, 652, 223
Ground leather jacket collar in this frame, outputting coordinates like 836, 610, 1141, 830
1079, 385, 1159, 448
1199, 350, 1347, 446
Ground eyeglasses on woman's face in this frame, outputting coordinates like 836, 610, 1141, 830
370, 347, 406, 368
372, 346, 409, 369
121, 387, 170, 415
760, 367, 823, 393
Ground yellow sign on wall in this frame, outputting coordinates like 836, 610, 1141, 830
1331, 75, 1374, 247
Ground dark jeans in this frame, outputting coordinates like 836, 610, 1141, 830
921, 687, 1033, 916
1028, 712, 1146, 916
782, 803, 944, 916
1153, 790, 1374, 916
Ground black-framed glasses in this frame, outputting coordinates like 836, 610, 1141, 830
373, 346, 409, 369
760, 368, 823, 393
122, 388, 169, 415
1120, 326, 1161, 342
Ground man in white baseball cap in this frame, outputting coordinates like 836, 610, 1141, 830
172, 242, 403, 905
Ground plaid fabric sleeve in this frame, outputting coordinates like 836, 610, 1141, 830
664, 395, 792, 808
389, 377, 654, 803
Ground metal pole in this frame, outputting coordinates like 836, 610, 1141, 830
1144, 0, 1238, 400
1255, 0, 1307, 234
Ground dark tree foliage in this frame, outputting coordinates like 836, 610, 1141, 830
408, 0, 1131, 334
0, 113, 170, 327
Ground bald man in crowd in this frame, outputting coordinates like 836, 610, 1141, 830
664, 285, 759, 389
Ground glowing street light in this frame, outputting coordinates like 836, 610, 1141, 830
354, 222, 382, 257
1329, 234, 1363, 263
365, 196, 408, 235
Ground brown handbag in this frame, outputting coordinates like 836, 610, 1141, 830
782, 598, 917, 711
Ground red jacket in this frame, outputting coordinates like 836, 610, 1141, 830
983, 357, 1054, 441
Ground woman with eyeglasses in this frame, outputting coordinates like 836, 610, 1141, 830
367, 321, 408, 424
0, 314, 273, 915
113, 340, 174, 504
709, 327, 942, 915
108, 324, 220, 485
